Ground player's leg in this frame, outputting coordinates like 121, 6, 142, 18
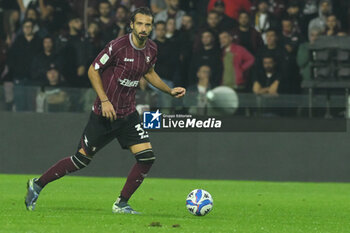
120, 142, 154, 201
112, 111, 155, 214
25, 112, 114, 211
24, 148, 92, 211
113, 142, 155, 214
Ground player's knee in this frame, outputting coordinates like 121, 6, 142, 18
134, 149, 155, 164
71, 151, 92, 169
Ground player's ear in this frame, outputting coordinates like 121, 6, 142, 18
130, 21, 134, 30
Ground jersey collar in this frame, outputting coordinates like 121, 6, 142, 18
129, 33, 147, 51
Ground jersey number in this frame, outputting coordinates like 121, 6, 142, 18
135, 124, 149, 139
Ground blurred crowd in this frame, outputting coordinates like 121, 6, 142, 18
0, 0, 350, 112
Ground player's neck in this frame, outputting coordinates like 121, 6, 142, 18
131, 33, 147, 49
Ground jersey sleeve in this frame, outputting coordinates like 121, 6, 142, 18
92, 41, 116, 70
150, 44, 158, 68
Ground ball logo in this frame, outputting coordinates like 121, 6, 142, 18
143, 110, 162, 129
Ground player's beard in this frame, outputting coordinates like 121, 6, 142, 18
134, 30, 148, 42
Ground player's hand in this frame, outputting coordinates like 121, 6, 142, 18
170, 87, 186, 98
101, 101, 117, 121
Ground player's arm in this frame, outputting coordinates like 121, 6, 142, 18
144, 67, 186, 98
88, 65, 117, 121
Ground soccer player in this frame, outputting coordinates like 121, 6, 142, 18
25, 7, 186, 214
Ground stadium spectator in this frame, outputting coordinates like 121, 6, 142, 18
332, 0, 350, 34
38, 0, 72, 35
280, 17, 302, 93
191, 0, 211, 27
154, 21, 177, 87
23, 7, 48, 38
0, 37, 13, 111
150, 0, 167, 14
254, 29, 289, 92
165, 18, 178, 40
96, 0, 113, 32
252, 0, 279, 44
17, 0, 39, 15
325, 14, 341, 36
103, 5, 129, 44
208, 10, 232, 34
219, 31, 254, 91
252, 56, 281, 95
185, 65, 212, 115
152, 21, 178, 110
3, 9, 20, 46
189, 29, 222, 88
302, 0, 319, 20
154, 0, 185, 30
280, 18, 302, 56
192, 10, 225, 51
108, 0, 118, 9
85, 22, 104, 66
36, 65, 69, 113
119, 0, 148, 11
284, 1, 304, 36
232, 11, 264, 54
209, 0, 237, 30
69, 0, 100, 20
56, 16, 87, 87
207, 0, 251, 20
177, 14, 195, 87
250, 0, 286, 19
255, 29, 286, 70
297, 29, 321, 81
8, 19, 41, 84
31, 36, 62, 85
8, 19, 41, 111
308, 0, 332, 34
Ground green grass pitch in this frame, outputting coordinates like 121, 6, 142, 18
1, 174, 350, 233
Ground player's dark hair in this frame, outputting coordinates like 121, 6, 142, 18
130, 7, 154, 24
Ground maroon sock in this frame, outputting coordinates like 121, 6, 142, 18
120, 163, 153, 201
37, 156, 79, 188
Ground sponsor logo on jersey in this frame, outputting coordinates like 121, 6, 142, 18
124, 58, 134, 62
118, 78, 139, 87
146, 56, 150, 63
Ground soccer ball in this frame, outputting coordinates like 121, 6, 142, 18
186, 189, 213, 216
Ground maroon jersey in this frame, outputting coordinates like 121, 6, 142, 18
92, 33, 157, 117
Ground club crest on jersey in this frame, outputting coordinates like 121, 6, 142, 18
124, 58, 134, 62
146, 56, 150, 63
